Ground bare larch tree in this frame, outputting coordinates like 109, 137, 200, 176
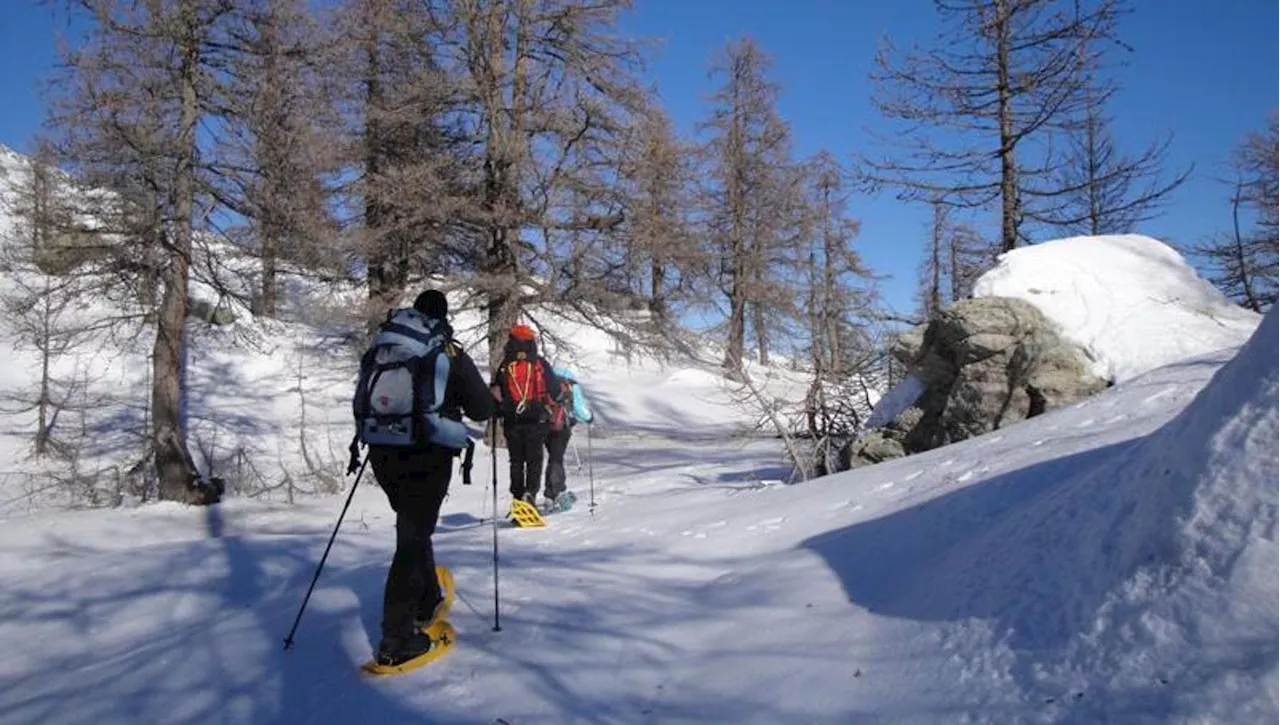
1027, 0, 1190, 235
440, 0, 645, 366
699, 36, 796, 372
1190, 114, 1279, 311
46, 0, 228, 504
209, 0, 341, 317
0, 148, 101, 460
1187, 176, 1269, 315
859, 0, 1125, 253
328, 0, 467, 324
616, 103, 696, 327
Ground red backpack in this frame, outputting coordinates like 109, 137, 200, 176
547, 378, 574, 432
501, 358, 551, 423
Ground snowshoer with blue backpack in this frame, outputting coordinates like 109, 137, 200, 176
543, 365, 593, 512
352, 290, 493, 668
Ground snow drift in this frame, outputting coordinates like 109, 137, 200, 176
884, 307, 1279, 720
972, 234, 1261, 383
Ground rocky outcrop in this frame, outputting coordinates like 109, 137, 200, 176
841, 297, 1109, 469
188, 297, 237, 326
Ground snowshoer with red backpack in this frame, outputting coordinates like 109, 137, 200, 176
490, 324, 561, 508
352, 290, 493, 668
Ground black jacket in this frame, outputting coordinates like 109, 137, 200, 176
439, 339, 495, 426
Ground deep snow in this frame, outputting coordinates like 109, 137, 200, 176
0, 145, 1275, 724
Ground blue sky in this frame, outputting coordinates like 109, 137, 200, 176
1, 1, 1276, 314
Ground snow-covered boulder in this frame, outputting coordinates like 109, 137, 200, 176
843, 234, 1264, 470
972, 234, 1261, 383
842, 297, 1107, 468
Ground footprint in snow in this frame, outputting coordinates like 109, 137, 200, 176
956, 471, 975, 483
903, 470, 924, 482
827, 501, 862, 512
747, 516, 786, 532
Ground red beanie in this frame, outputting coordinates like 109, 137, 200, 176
509, 324, 537, 341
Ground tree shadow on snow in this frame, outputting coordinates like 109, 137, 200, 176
0, 503, 475, 725
0, 497, 833, 724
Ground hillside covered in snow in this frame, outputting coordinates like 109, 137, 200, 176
0, 145, 813, 512
0, 146, 1275, 724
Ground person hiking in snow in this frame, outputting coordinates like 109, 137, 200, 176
352, 289, 493, 668
489, 324, 560, 508
542, 365, 593, 511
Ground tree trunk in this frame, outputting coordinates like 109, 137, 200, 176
480, 0, 523, 371
929, 200, 945, 314
822, 195, 841, 369
1230, 182, 1262, 312
258, 12, 280, 318
994, 0, 1019, 253
753, 300, 769, 365
724, 270, 746, 373
37, 278, 51, 457
649, 257, 666, 321
362, 27, 402, 319
151, 1, 209, 505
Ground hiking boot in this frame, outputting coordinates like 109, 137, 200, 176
376, 631, 435, 667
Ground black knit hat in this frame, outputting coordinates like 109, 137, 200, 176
413, 289, 448, 318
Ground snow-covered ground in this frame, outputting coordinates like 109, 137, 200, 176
0, 307, 1271, 725
0, 145, 1274, 724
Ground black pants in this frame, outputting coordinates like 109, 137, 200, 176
505, 421, 548, 500
369, 445, 453, 646
544, 426, 571, 500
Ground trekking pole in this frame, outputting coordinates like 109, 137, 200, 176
586, 422, 596, 517
489, 419, 502, 632
283, 455, 367, 651
571, 437, 583, 473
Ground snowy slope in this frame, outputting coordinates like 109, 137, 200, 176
0, 306, 1271, 724
0, 147, 809, 509
972, 234, 1261, 383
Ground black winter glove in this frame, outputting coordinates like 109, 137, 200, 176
347, 435, 362, 475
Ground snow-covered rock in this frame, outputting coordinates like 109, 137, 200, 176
845, 297, 1108, 469
972, 234, 1261, 383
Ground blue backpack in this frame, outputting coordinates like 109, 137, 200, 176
551, 366, 593, 426
353, 308, 469, 450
